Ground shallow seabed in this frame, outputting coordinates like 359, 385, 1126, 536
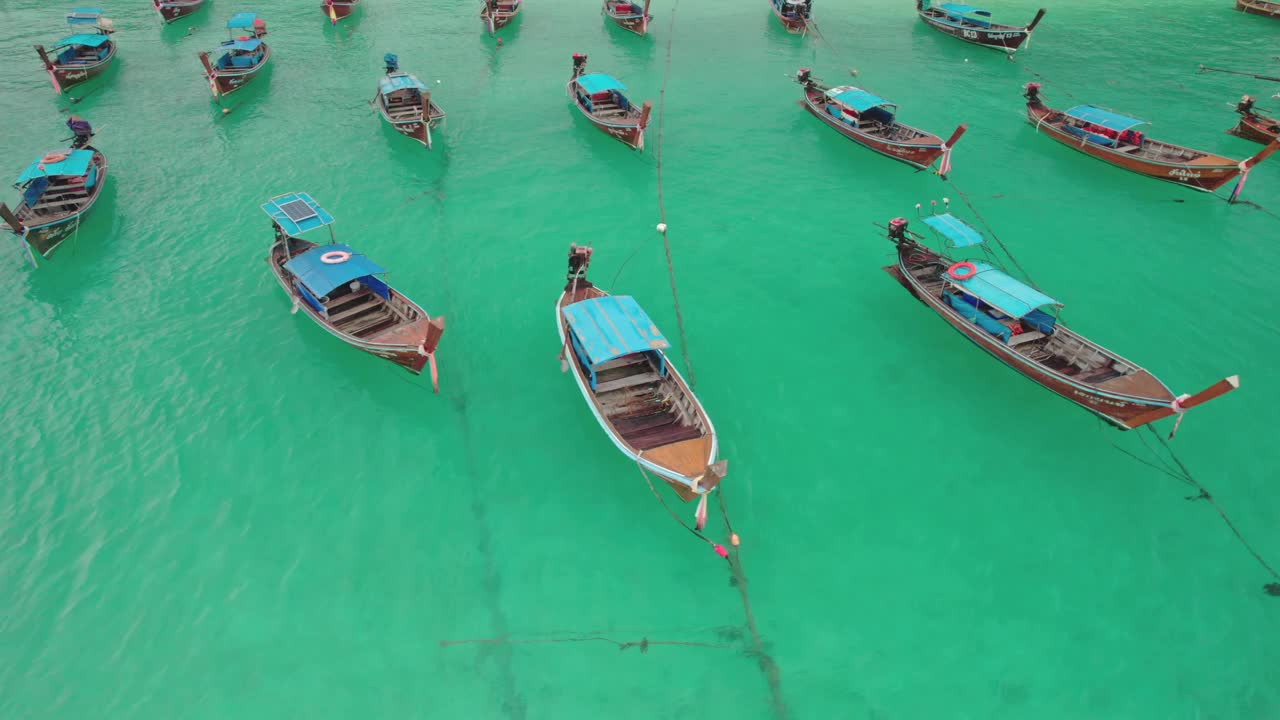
1, 0, 1278, 718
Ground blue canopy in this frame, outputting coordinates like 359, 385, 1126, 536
562, 296, 670, 368
938, 3, 990, 16
227, 12, 259, 28
950, 262, 1060, 319
284, 244, 388, 299
923, 213, 984, 248
221, 38, 262, 52
827, 86, 894, 112
56, 33, 110, 48
380, 73, 426, 95
16, 149, 94, 184
1065, 105, 1147, 133
261, 193, 334, 236
576, 73, 626, 94
66, 8, 103, 24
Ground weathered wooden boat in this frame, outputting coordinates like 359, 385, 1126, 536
1236, 0, 1280, 17
1024, 83, 1280, 195
263, 193, 445, 387
154, 0, 206, 24
1229, 96, 1280, 144
0, 118, 106, 267
916, 1, 1045, 54
568, 54, 652, 150
322, 0, 360, 25
558, 244, 726, 503
480, 0, 522, 35
35, 9, 117, 95
198, 13, 270, 101
372, 54, 445, 150
603, 0, 652, 35
883, 207, 1238, 432
769, 0, 812, 33
795, 69, 966, 174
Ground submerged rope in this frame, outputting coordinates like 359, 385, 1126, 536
1102, 420, 1280, 596
440, 634, 743, 652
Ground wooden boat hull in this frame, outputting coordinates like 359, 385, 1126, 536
1236, 0, 1280, 17
916, 5, 1044, 53
322, 1, 359, 20
568, 82, 648, 150
1230, 113, 1280, 144
556, 283, 720, 500
154, 0, 206, 23
800, 90, 949, 170
376, 100, 446, 148
36, 42, 116, 92
1026, 102, 1242, 192
770, 4, 809, 32
480, 3, 521, 33
267, 238, 443, 375
605, 10, 652, 35
202, 45, 271, 98
8, 149, 108, 259
884, 254, 1174, 429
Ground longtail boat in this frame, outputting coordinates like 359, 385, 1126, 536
1023, 83, 1280, 195
1229, 96, 1280, 144
480, 0, 522, 35
373, 54, 445, 150
882, 206, 1238, 432
263, 193, 445, 387
568, 54, 652, 151
1236, 0, 1280, 17
558, 244, 727, 507
35, 9, 117, 95
769, 0, 812, 33
915, 1, 1045, 55
795, 69, 966, 175
154, 0, 206, 24
198, 13, 270, 101
0, 117, 106, 267
603, 0, 652, 35
322, 0, 360, 25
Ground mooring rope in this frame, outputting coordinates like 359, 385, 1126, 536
1101, 420, 1280, 596
942, 178, 1038, 288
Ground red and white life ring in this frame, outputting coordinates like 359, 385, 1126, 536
948, 261, 977, 281
320, 251, 351, 264
41, 152, 68, 164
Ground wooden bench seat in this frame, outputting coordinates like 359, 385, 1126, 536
1007, 330, 1046, 347
596, 372, 660, 394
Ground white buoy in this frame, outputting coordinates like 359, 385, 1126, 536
656, 222, 667, 233
964, 58, 970, 62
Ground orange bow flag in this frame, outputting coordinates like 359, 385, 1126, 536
327, 0, 338, 25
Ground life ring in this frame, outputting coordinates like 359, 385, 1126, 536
41, 152, 67, 164
320, 251, 351, 264
948, 261, 977, 281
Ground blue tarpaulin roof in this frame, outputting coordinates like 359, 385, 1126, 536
1065, 105, 1147, 132
562, 296, 670, 368
227, 12, 259, 28
221, 38, 262, 51
67, 8, 103, 23
826, 86, 894, 112
56, 33, 110, 48
380, 73, 426, 95
284, 244, 388, 299
951, 262, 1060, 319
938, 3, 990, 16
16, 149, 94, 184
261, 192, 334, 236
575, 73, 626, 94
923, 213, 985, 248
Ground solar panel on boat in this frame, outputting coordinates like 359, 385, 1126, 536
279, 199, 317, 223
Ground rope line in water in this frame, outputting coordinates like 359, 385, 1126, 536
440, 635, 742, 652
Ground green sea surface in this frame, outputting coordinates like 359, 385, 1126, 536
1, 0, 1278, 717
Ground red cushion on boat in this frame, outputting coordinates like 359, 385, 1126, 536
615, 3, 635, 11
68, 176, 86, 185
590, 91, 611, 101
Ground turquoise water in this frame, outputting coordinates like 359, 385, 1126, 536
1, 0, 1278, 717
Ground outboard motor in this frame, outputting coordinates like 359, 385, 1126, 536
252, 17, 268, 38
1237, 95, 1255, 116
888, 217, 910, 246
384, 53, 400, 74
795, 67, 812, 87
66, 115, 94, 149
572, 53, 587, 79
1022, 81, 1042, 105
567, 243, 593, 280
